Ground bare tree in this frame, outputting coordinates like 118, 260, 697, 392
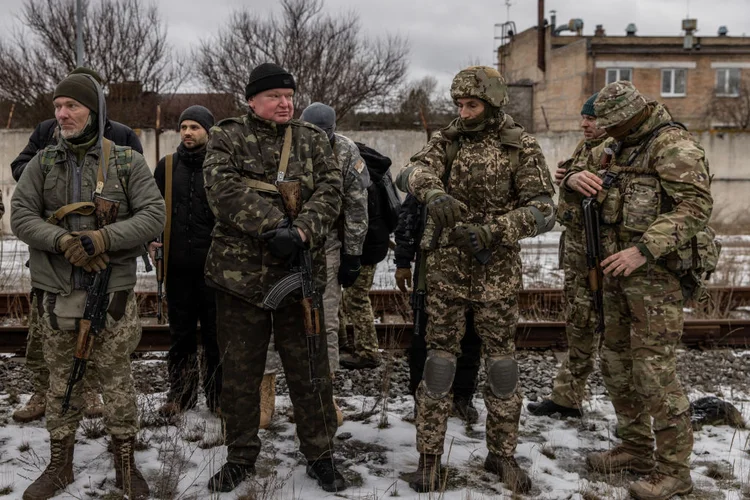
195, 0, 409, 119
0, 0, 187, 127
708, 82, 750, 129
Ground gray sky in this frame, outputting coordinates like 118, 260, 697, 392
2, 0, 750, 92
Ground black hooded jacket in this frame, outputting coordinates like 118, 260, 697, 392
357, 143, 394, 266
10, 118, 143, 182
154, 144, 215, 271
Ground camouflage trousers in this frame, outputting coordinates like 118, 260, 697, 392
26, 289, 99, 394
322, 248, 342, 372
550, 230, 599, 408
339, 264, 379, 361
216, 291, 337, 466
417, 289, 521, 457
601, 264, 692, 479
42, 290, 140, 440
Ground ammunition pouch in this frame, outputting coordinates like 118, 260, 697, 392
599, 188, 622, 225
622, 176, 661, 233
44, 290, 87, 331
665, 227, 721, 276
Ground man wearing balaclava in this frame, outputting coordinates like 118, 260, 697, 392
11, 72, 165, 500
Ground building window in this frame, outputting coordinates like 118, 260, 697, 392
661, 69, 687, 97
716, 68, 740, 96
606, 68, 632, 84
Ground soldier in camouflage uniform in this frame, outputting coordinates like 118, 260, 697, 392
11, 73, 164, 500
203, 63, 346, 494
527, 93, 606, 418
396, 66, 556, 494
572, 81, 712, 500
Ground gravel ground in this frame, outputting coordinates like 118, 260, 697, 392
2, 347, 749, 405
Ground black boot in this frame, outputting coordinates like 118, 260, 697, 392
452, 397, 479, 424
408, 454, 442, 492
306, 459, 347, 492
484, 452, 532, 493
207, 462, 254, 492
526, 399, 582, 418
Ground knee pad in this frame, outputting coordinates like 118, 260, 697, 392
423, 350, 457, 399
486, 357, 518, 398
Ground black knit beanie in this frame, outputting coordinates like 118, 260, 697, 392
245, 63, 296, 100
581, 92, 598, 117
178, 105, 215, 133
53, 74, 99, 113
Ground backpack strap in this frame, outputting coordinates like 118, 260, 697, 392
95, 139, 113, 195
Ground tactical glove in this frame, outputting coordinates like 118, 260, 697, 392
260, 226, 306, 260
83, 253, 110, 273
74, 230, 110, 257
338, 254, 362, 288
58, 233, 90, 267
449, 224, 493, 255
394, 267, 412, 293
424, 189, 465, 230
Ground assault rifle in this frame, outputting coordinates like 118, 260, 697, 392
261, 180, 325, 391
412, 205, 429, 337
61, 194, 119, 415
582, 197, 605, 334
154, 236, 164, 324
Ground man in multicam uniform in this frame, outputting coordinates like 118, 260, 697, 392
568, 81, 711, 500
202, 63, 346, 494
396, 66, 556, 494
527, 92, 606, 418
12, 73, 164, 500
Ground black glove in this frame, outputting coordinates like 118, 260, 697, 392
260, 226, 306, 260
338, 254, 361, 288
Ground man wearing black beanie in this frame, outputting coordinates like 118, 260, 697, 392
203, 63, 347, 494
149, 105, 222, 418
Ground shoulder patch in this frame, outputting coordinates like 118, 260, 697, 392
354, 158, 366, 174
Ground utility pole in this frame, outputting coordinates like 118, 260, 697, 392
75, 0, 83, 66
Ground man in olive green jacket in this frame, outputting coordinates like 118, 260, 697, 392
11, 73, 164, 500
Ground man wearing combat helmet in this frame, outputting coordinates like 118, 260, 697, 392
396, 66, 556, 494
567, 80, 712, 500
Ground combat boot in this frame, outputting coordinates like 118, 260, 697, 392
112, 436, 150, 500
259, 374, 276, 429
208, 462, 254, 492
484, 452, 532, 493
13, 392, 46, 423
339, 353, 380, 370
82, 390, 105, 419
452, 397, 479, 424
629, 472, 693, 500
307, 458, 347, 492
526, 399, 582, 418
586, 445, 655, 474
22, 435, 75, 500
408, 454, 442, 492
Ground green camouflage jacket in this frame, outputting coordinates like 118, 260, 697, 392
558, 135, 607, 228
11, 142, 165, 295
203, 112, 342, 307
396, 114, 555, 301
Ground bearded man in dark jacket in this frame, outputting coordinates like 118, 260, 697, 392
149, 105, 221, 416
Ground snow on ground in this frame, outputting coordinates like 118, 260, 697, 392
0, 354, 748, 500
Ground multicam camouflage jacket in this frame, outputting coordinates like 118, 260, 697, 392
396, 113, 556, 301
580, 103, 713, 261
203, 112, 342, 308
557, 136, 606, 229
325, 133, 369, 256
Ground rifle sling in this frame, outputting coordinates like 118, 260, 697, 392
164, 153, 174, 282
243, 127, 294, 194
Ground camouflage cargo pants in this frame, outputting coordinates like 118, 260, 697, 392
27, 289, 99, 395
322, 248, 342, 372
601, 264, 692, 480
43, 291, 140, 440
417, 289, 521, 457
339, 264, 379, 361
550, 229, 599, 408
217, 291, 337, 466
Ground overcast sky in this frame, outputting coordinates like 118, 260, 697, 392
2, 0, 750, 92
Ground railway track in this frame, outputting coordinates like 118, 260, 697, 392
0, 287, 748, 354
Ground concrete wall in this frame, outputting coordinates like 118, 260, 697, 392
0, 128, 748, 234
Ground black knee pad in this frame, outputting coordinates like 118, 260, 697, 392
423, 350, 457, 399
486, 357, 518, 398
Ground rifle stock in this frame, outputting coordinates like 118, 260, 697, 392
155, 236, 164, 324
582, 197, 605, 334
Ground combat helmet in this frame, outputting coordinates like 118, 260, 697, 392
450, 66, 509, 108
594, 81, 648, 128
